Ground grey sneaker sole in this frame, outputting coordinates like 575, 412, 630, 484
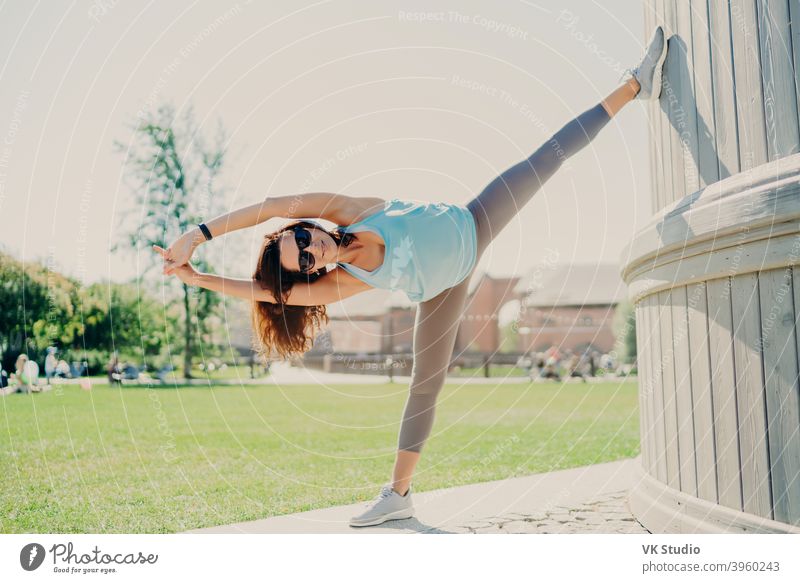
349, 507, 415, 527
650, 44, 668, 100
645, 31, 668, 101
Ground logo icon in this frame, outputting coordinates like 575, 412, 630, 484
20, 543, 46, 571
389, 235, 414, 289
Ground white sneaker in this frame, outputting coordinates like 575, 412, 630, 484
622, 25, 668, 101
349, 484, 414, 527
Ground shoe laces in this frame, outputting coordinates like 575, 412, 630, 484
619, 38, 650, 84
618, 67, 637, 84
372, 485, 395, 503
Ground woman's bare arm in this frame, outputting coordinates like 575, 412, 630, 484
184, 266, 372, 306
163, 193, 386, 268
188, 272, 278, 302
196, 193, 385, 239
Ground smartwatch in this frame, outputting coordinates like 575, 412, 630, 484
198, 223, 213, 241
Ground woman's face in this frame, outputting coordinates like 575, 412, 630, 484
278, 226, 337, 274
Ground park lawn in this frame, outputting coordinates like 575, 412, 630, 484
189, 364, 269, 381
0, 379, 640, 533
450, 365, 529, 377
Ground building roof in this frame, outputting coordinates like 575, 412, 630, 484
514, 263, 627, 308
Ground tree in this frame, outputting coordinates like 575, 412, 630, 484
0, 251, 79, 370
611, 300, 637, 366
74, 282, 172, 364
114, 103, 229, 378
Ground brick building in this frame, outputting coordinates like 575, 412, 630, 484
305, 263, 625, 358
513, 263, 627, 354
309, 288, 414, 355
455, 273, 521, 353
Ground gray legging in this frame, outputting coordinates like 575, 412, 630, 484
397, 102, 611, 453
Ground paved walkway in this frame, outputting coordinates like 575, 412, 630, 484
261, 361, 533, 386
77, 362, 629, 388
187, 457, 649, 534
229, 362, 624, 387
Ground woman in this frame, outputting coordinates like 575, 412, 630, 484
154, 27, 667, 527
6, 354, 40, 395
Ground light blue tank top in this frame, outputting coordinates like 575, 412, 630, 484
336, 198, 478, 302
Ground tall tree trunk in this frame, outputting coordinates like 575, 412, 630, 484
182, 283, 193, 379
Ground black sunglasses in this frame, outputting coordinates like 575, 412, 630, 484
292, 226, 316, 273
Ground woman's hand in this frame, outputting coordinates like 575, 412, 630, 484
153, 244, 200, 283
169, 262, 200, 286
162, 228, 204, 267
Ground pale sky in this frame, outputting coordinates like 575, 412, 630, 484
0, 0, 650, 285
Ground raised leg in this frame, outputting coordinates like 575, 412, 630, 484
602, 77, 640, 117
466, 93, 626, 256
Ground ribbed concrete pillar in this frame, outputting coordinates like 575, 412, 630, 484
622, 0, 800, 533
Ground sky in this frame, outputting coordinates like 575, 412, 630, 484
0, 0, 650, 286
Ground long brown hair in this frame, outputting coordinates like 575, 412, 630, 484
251, 220, 354, 360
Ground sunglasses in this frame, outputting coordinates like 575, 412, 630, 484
292, 226, 316, 273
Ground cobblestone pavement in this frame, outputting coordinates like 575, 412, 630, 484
447, 490, 650, 534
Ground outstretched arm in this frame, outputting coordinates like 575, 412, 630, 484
197, 192, 352, 240
153, 245, 371, 305
163, 192, 380, 268
207, 191, 386, 234
183, 268, 371, 306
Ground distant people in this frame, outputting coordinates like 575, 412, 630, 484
122, 362, 139, 381
589, 350, 599, 377
72, 361, 88, 378
55, 359, 71, 378
541, 354, 561, 381
45, 347, 58, 385
0, 367, 9, 392
16, 354, 35, 393
534, 352, 545, 378
567, 354, 587, 383
528, 352, 545, 381
107, 357, 123, 386
156, 363, 174, 384
2, 354, 43, 395
600, 352, 613, 372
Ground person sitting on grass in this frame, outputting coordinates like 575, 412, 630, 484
1, 354, 43, 395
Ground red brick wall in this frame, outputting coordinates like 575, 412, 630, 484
516, 304, 618, 353
456, 275, 521, 353
317, 278, 618, 356
381, 307, 415, 353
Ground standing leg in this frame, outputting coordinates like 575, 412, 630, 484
390, 271, 473, 495
467, 79, 638, 256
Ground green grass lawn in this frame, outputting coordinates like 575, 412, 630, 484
450, 365, 530, 377
0, 379, 640, 533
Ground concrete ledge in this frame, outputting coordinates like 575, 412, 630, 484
629, 464, 800, 534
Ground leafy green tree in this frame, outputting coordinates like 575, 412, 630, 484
114, 104, 229, 378
73, 282, 172, 364
1, 250, 179, 374
612, 300, 637, 365
0, 251, 78, 368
